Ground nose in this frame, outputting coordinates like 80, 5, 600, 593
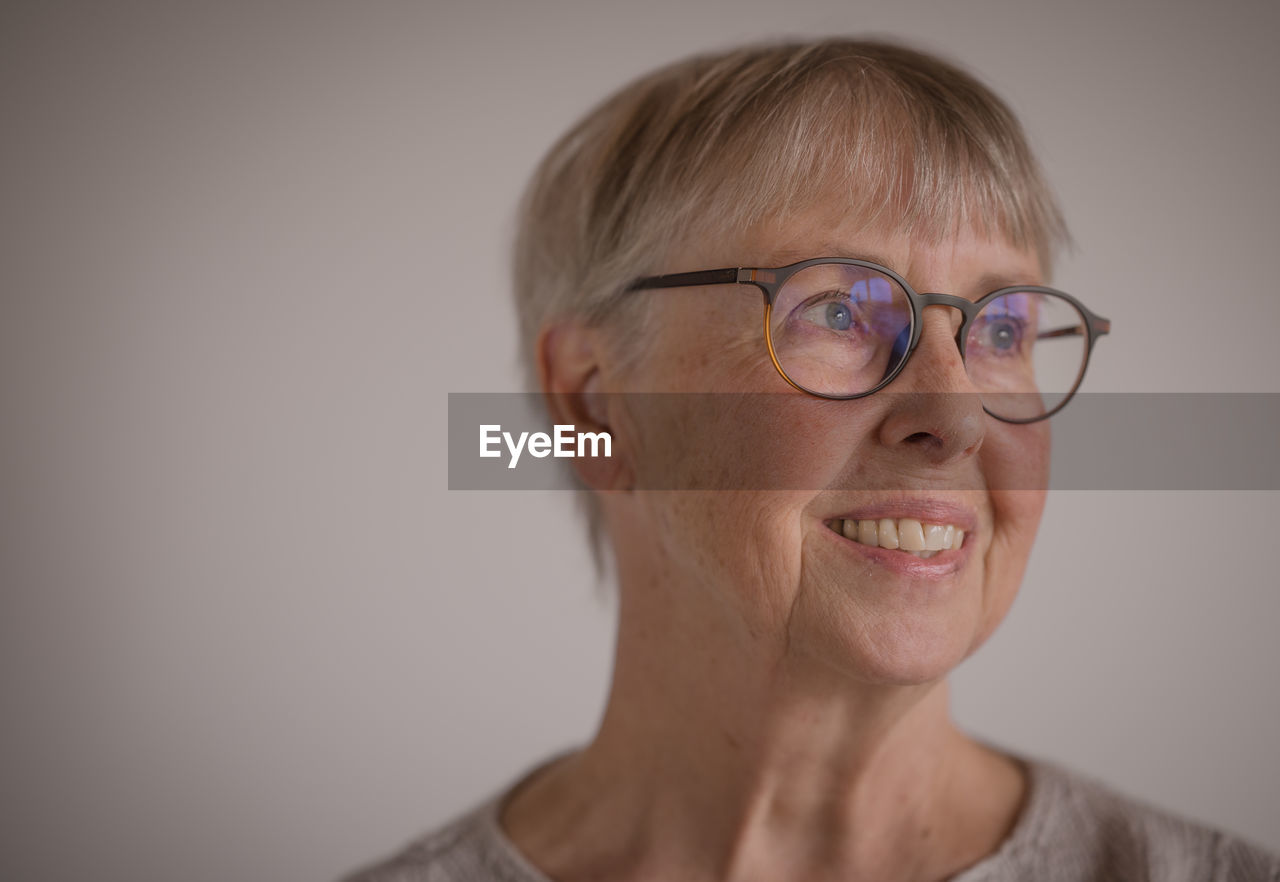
876, 304, 985, 464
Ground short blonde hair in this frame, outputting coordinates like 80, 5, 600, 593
511, 38, 1069, 564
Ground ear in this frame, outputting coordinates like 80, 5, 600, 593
536, 320, 632, 491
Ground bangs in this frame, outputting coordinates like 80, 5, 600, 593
622, 44, 1068, 275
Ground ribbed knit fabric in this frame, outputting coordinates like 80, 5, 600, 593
342, 755, 1280, 881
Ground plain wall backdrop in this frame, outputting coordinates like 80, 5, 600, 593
2, 1, 1278, 880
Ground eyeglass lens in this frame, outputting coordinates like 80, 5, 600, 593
767, 263, 1090, 421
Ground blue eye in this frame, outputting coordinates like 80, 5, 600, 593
984, 317, 1024, 352
798, 296, 857, 332
824, 302, 852, 331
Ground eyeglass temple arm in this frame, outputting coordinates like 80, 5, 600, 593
626, 268, 740, 291
1036, 316, 1111, 341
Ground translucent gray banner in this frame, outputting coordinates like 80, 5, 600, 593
447, 393, 1280, 490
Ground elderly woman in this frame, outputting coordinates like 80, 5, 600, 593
348, 39, 1277, 881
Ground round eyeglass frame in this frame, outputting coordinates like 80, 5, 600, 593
626, 257, 1112, 424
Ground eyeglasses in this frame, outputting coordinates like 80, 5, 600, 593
626, 257, 1111, 423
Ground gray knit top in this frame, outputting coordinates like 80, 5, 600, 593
342, 755, 1279, 881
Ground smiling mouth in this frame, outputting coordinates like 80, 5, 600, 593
826, 518, 965, 559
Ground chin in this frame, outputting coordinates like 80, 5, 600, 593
788, 579, 988, 688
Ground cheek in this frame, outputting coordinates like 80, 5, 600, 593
985, 418, 1050, 493
621, 358, 855, 495
649, 491, 809, 630
971, 422, 1050, 650
989, 488, 1047, 575
620, 397, 860, 640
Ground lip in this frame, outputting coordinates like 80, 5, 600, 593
819, 497, 980, 579
824, 498, 979, 534
820, 521, 973, 577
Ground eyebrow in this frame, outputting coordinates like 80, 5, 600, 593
762, 246, 892, 267
971, 271, 1040, 292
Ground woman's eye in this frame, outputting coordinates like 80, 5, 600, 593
980, 317, 1025, 353
799, 296, 858, 332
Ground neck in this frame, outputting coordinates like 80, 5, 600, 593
501, 551, 1026, 882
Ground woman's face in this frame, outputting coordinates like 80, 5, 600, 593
607, 208, 1050, 686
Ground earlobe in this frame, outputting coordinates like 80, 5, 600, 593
537, 321, 633, 492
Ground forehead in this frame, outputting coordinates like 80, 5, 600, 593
681, 203, 1045, 293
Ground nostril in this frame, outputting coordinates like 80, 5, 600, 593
878, 385, 987, 463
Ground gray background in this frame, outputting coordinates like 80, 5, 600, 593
2, 1, 1278, 880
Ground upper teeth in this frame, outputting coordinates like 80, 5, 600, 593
831, 518, 965, 558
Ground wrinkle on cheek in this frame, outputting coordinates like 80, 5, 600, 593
789, 529, 879, 656
782, 515, 834, 659
975, 488, 1046, 648
977, 422, 1048, 626
986, 493, 1044, 563
738, 495, 807, 639
651, 491, 806, 645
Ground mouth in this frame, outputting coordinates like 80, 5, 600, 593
825, 517, 965, 559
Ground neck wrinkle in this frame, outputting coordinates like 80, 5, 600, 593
569, 595, 968, 881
